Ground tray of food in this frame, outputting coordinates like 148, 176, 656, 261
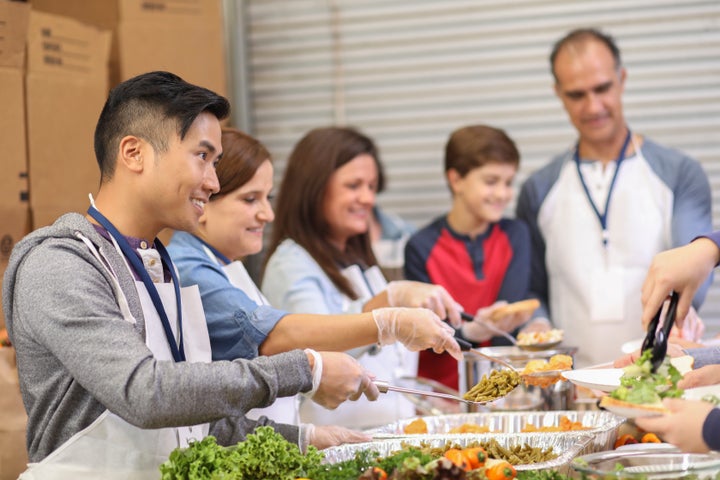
366, 410, 625, 453
322, 431, 594, 474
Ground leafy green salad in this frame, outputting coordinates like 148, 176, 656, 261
609, 350, 683, 405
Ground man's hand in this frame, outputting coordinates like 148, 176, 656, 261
310, 351, 379, 409
386, 280, 462, 327
635, 398, 714, 453
372, 307, 461, 360
679, 365, 720, 389
642, 238, 719, 330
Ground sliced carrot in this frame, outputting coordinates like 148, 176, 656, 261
443, 448, 470, 471
486, 461, 516, 480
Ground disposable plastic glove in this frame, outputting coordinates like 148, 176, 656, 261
461, 301, 531, 342
386, 280, 463, 327
304, 424, 371, 450
372, 307, 462, 360
310, 351, 379, 409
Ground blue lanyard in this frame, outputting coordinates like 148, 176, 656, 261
192, 234, 232, 265
573, 130, 632, 247
88, 207, 186, 362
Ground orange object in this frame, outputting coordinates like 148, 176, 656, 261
614, 433, 639, 449
371, 467, 388, 480
486, 461, 517, 480
642, 432, 662, 443
443, 448, 470, 471
403, 417, 428, 434
462, 447, 487, 469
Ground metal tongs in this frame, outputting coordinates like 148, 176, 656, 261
640, 291, 679, 373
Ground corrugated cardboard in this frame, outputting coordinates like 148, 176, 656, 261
25, 10, 110, 229
0, 1, 30, 210
117, 0, 227, 96
30, 0, 227, 95
0, 347, 29, 480
29, 0, 121, 85
0, 207, 30, 480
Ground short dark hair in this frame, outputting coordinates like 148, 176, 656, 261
94, 71, 230, 182
445, 125, 519, 181
549, 28, 622, 82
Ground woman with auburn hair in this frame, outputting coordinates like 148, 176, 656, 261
262, 126, 469, 427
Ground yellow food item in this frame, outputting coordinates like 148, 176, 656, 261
521, 415, 588, 432
449, 423, 493, 434
521, 354, 573, 388
402, 417, 428, 434
517, 328, 563, 346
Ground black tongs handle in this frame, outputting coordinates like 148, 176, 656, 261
640, 291, 679, 373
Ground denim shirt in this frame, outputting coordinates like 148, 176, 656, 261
167, 231, 287, 361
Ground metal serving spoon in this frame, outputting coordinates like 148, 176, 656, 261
373, 380, 494, 406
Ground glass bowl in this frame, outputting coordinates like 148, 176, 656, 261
572, 450, 720, 479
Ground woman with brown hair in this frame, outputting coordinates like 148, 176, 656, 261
167, 127, 462, 438
262, 126, 464, 427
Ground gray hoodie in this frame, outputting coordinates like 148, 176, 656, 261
2, 213, 310, 461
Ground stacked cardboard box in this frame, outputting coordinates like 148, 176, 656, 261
0, 5, 32, 476
0, 0, 31, 330
25, 10, 111, 229
31, 0, 227, 95
26, 0, 227, 241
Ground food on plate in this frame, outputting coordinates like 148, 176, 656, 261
521, 354, 573, 388
403, 417, 429, 434
464, 369, 521, 402
599, 349, 684, 414
489, 299, 541, 322
516, 329, 563, 346
521, 415, 588, 432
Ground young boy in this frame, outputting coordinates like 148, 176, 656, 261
404, 125, 536, 390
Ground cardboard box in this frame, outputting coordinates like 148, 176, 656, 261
31, 0, 227, 95
0, 348, 29, 480
117, 0, 227, 96
0, 1, 30, 210
25, 10, 110, 229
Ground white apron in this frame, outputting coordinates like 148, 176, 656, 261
298, 265, 418, 429
539, 141, 668, 367
202, 246, 299, 425
19, 235, 212, 480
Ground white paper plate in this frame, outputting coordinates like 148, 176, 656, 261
561, 368, 622, 392
562, 356, 695, 393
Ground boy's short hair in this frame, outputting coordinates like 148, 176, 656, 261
94, 71, 230, 182
444, 125, 519, 179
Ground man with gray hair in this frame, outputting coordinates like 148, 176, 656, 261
516, 28, 711, 367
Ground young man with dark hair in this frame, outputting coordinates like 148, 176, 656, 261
3, 71, 378, 477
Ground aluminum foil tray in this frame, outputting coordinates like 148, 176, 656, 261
366, 410, 625, 454
321, 431, 594, 474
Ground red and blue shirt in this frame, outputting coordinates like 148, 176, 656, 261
404, 216, 531, 390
